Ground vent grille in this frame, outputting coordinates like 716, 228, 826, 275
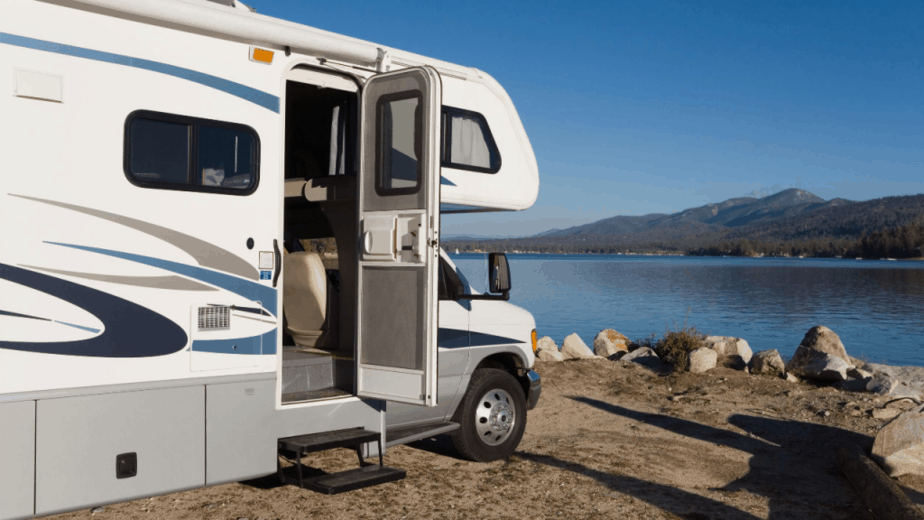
198, 306, 230, 331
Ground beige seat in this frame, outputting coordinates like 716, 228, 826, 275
283, 252, 339, 349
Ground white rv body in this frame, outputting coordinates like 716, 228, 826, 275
0, 1, 540, 518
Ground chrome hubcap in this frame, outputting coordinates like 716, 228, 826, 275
475, 388, 516, 446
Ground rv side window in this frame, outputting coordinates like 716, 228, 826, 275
441, 107, 501, 174
125, 110, 259, 195
376, 93, 421, 194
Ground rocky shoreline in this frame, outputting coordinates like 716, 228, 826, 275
537, 324, 924, 485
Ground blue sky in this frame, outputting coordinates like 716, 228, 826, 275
249, 0, 924, 237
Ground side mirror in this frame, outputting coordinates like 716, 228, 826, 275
489, 253, 511, 296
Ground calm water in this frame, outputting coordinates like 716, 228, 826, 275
451, 253, 924, 367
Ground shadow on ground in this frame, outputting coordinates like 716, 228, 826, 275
559, 396, 875, 519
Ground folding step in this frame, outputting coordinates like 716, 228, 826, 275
278, 427, 405, 493
385, 421, 460, 448
301, 465, 406, 495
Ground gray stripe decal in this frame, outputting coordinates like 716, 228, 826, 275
22, 265, 218, 292
440, 176, 456, 186
0, 32, 279, 113
47, 242, 277, 317
192, 329, 276, 355
0, 309, 50, 321
470, 330, 525, 347
14, 195, 258, 280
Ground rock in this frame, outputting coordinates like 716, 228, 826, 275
687, 347, 717, 374
750, 349, 786, 376
91, 508, 105, 514
799, 353, 851, 382
593, 329, 629, 358
704, 336, 753, 367
783, 372, 800, 383
867, 374, 923, 400
621, 347, 658, 363
787, 326, 852, 373
872, 408, 902, 421
835, 377, 873, 393
872, 404, 924, 477
561, 333, 596, 360
536, 336, 563, 362
847, 367, 872, 380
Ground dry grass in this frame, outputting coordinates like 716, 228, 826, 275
638, 324, 707, 373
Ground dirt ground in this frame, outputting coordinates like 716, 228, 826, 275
51, 359, 924, 520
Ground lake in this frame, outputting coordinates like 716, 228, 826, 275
450, 253, 924, 367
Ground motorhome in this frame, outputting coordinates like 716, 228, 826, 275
0, 0, 541, 518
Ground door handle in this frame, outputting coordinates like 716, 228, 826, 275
272, 239, 281, 288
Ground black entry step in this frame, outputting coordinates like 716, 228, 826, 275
301, 465, 406, 495
386, 421, 460, 448
279, 428, 379, 457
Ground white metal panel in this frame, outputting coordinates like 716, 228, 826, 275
0, 401, 35, 520
0, 2, 280, 396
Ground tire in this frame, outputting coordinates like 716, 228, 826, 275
450, 368, 527, 462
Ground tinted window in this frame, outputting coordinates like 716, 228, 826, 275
125, 111, 259, 195
129, 119, 190, 184
197, 126, 255, 190
441, 107, 501, 174
377, 93, 421, 193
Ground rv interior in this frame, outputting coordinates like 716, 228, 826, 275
281, 68, 361, 404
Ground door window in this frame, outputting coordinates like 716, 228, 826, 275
376, 93, 422, 194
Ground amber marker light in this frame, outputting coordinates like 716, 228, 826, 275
531, 329, 538, 353
249, 46, 274, 64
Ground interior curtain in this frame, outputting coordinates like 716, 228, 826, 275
450, 114, 491, 168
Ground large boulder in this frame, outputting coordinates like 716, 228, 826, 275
704, 336, 752, 368
536, 336, 563, 362
593, 329, 630, 358
687, 347, 717, 374
787, 326, 852, 373
865, 364, 924, 400
872, 404, 924, 477
750, 349, 786, 376
561, 333, 596, 360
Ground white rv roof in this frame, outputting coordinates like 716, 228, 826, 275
67, 0, 475, 78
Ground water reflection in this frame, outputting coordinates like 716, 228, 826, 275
452, 254, 924, 366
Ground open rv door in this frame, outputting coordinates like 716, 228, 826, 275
356, 67, 441, 406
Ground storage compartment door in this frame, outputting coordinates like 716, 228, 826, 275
356, 67, 441, 407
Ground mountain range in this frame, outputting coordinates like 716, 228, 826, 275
447, 189, 924, 250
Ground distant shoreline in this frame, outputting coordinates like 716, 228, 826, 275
449, 250, 924, 261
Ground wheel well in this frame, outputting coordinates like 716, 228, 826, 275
474, 353, 529, 398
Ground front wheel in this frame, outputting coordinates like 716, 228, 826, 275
451, 368, 527, 462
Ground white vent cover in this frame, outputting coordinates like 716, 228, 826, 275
198, 306, 230, 331
13, 69, 64, 103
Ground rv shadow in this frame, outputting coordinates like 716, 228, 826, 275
514, 451, 762, 520
569, 396, 875, 519
404, 434, 466, 460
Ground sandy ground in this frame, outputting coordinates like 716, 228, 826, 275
50, 359, 924, 520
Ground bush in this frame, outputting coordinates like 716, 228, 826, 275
651, 324, 706, 373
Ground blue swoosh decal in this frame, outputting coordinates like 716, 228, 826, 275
0, 263, 188, 358
0, 32, 279, 113
438, 328, 525, 349
192, 329, 276, 355
0, 309, 50, 321
47, 242, 277, 317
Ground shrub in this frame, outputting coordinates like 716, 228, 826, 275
652, 324, 706, 373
